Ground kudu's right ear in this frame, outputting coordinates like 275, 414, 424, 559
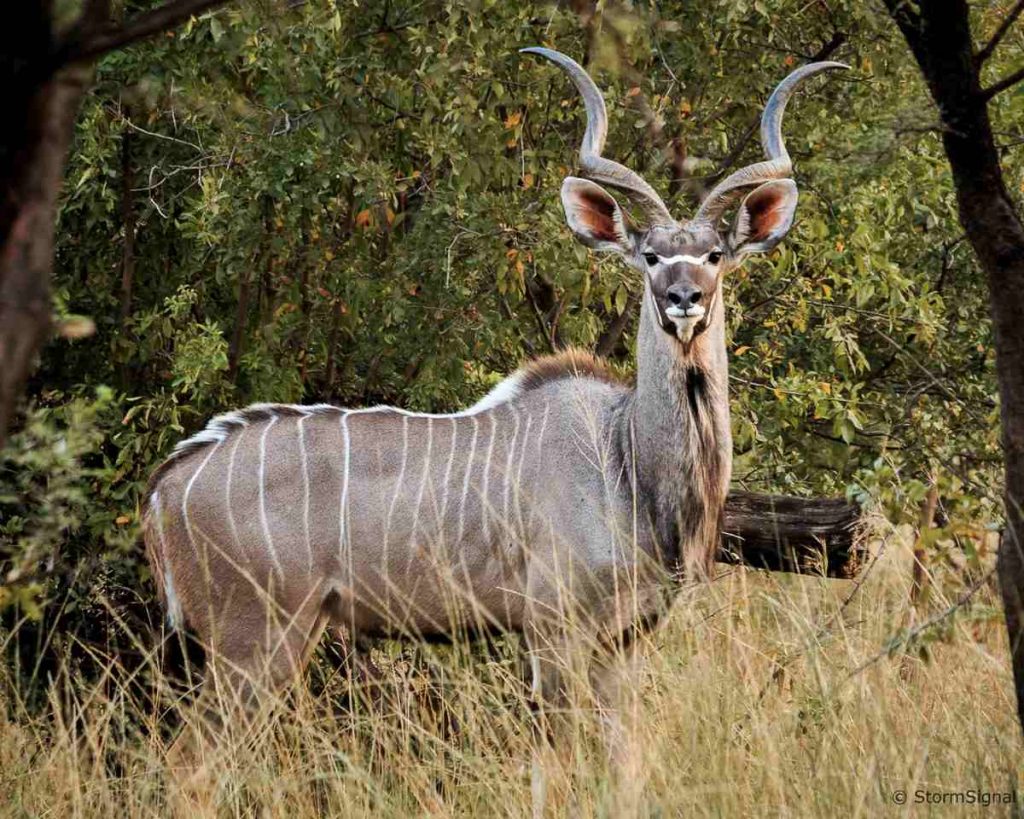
561, 177, 634, 257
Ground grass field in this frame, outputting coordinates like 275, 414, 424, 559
1, 529, 1020, 818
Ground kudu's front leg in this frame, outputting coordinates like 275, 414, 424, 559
327, 624, 386, 708
524, 625, 576, 819
590, 642, 646, 818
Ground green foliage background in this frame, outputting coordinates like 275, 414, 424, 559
2, 0, 1021, 641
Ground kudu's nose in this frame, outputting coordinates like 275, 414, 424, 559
666, 284, 702, 308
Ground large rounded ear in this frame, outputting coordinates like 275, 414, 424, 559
560, 177, 635, 256
731, 179, 798, 258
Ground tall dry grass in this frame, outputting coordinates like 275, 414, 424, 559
1, 531, 1019, 818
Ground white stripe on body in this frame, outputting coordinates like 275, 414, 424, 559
480, 413, 497, 543
439, 417, 458, 526
182, 440, 223, 555
536, 399, 550, 461
412, 417, 433, 543
258, 415, 285, 578
513, 414, 533, 545
339, 412, 353, 592
384, 415, 411, 560
224, 424, 247, 554
457, 415, 479, 546
529, 400, 551, 564
502, 405, 520, 526
297, 412, 313, 574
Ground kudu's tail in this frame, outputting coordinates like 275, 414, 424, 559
141, 488, 185, 631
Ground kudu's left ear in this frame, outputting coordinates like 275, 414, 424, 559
730, 179, 799, 258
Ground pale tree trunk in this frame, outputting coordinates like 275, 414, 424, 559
910, 482, 939, 613
119, 111, 136, 324
0, 0, 232, 450
885, 0, 1024, 733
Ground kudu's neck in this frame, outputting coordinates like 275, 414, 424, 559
624, 279, 732, 577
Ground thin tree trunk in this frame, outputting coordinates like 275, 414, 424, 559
296, 246, 311, 389
910, 483, 939, 610
595, 292, 638, 359
323, 299, 343, 397
886, 0, 1024, 733
227, 268, 252, 385
119, 111, 136, 323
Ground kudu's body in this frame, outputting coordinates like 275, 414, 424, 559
144, 47, 843, 808
147, 303, 727, 667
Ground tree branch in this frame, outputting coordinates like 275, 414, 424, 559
524, 274, 559, 353
809, 29, 848, 62
983, 64, 1024, 101
975, 0, 1024, 66
595, 292, 638, 358
54, 0, 232, 70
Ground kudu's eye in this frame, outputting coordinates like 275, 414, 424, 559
643, 252, 658, 266
707, 250, 723, 265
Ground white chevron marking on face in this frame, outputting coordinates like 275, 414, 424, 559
656, 253, 707, 266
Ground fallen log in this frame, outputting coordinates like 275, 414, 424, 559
718, 491, 868, 578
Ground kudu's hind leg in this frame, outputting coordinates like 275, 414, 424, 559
166, 589, 331, 796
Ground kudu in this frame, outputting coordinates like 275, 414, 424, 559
143, 47, 844, 801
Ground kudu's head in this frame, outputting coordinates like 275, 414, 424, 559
522, 47, 846, 345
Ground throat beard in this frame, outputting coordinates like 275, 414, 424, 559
685, 366, 706, 418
